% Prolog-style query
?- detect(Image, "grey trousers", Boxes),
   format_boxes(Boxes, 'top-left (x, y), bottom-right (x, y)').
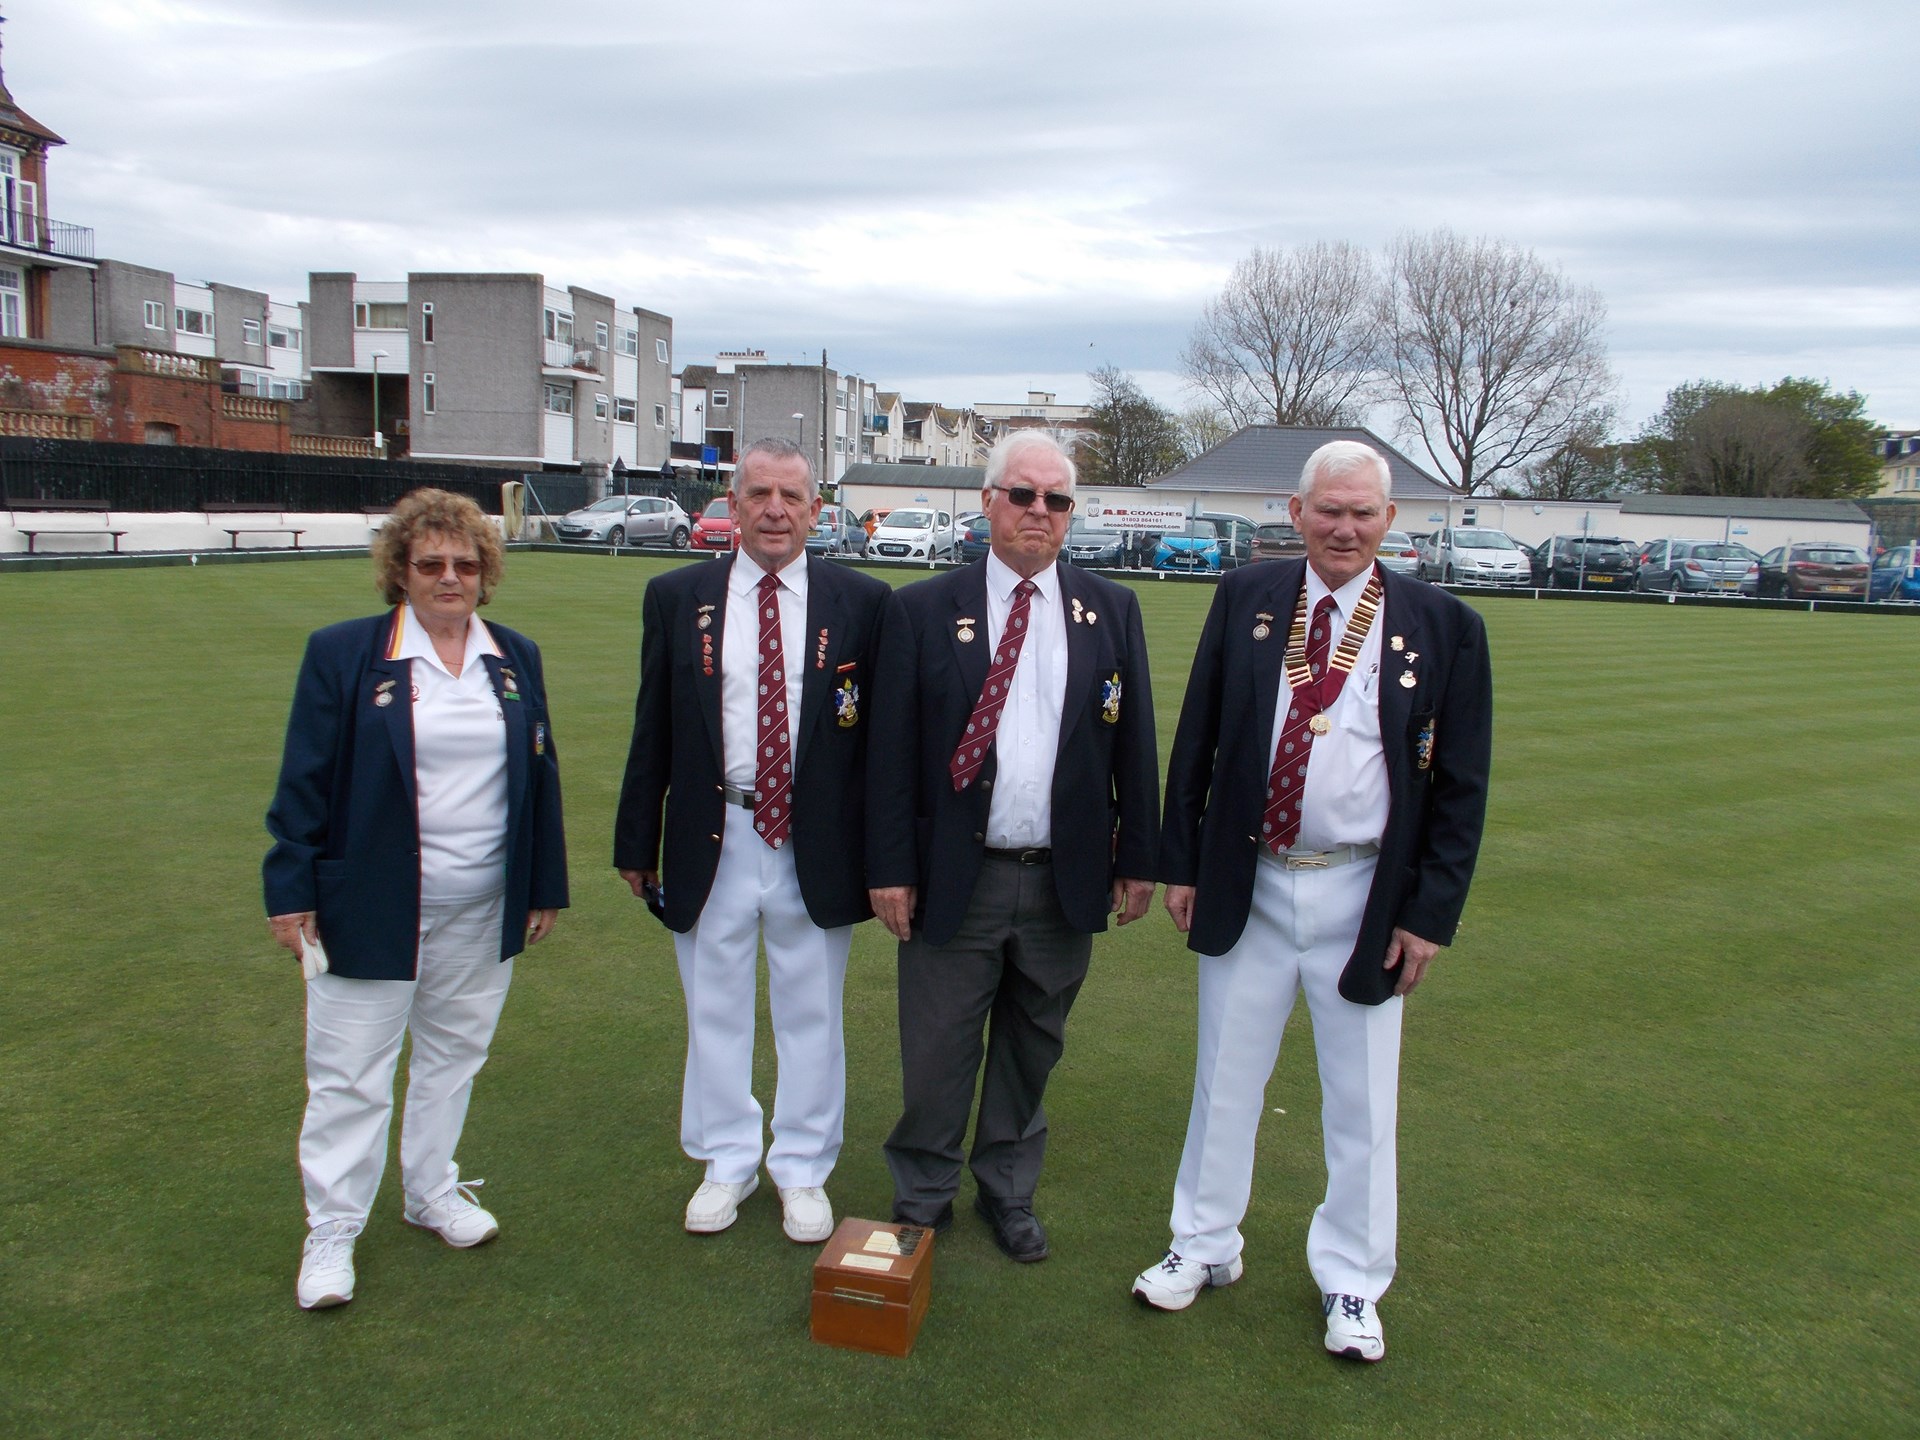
top-left (885, 857), bottom-right (1092, 1219)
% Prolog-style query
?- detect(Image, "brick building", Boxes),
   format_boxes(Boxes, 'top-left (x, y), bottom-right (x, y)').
top-left (0, 337), bottom-right (292, 449)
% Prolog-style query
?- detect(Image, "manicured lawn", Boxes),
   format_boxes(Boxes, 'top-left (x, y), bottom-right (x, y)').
top-left (1, 554), bottom-right (1913, 1438)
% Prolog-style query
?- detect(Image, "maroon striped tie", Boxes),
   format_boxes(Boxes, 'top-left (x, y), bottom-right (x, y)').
top-left (753, 573), bottom-right (794, 848)
top-left (950, 579), bottom-right (1037, 792)
top-left (1262, 595), bottom-right (1337, 853)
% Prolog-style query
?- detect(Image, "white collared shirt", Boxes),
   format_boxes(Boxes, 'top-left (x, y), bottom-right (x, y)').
top-left (722, 551), bottom-right (809, 793)
top-left (396, 603), bottom-right (508, 902)
top-left (1266, 565), bottom-right (1389, 851)
top-left (981, 552), bottom-right (1068, 848)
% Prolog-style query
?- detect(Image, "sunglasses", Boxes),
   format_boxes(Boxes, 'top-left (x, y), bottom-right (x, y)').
top-left (992, 484), bottom-right (1075, 515)
top-left (410, 557), bottom-right (482, 577)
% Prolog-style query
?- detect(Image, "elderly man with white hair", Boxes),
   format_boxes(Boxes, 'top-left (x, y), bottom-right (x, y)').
top-left (866, 428), bottom-right (1160, 1263)
top-left (1130, 439), bottom-right (1493, 1362)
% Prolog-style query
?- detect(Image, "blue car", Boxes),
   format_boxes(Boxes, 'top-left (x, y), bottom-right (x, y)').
top-left (1154, 519), bottom-right (1225, 572)
top-left (1869, 544), bottom-right (1920, 602)
top-left (958, 514), bottom-right (992, 563)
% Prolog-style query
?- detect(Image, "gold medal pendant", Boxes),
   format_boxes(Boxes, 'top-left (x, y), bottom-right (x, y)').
top-left (1308, 714), bottom-right (1332, 735)
top-left (1252, 622), bottom-right (1271, 641)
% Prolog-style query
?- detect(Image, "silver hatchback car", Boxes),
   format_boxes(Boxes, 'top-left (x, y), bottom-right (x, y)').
top-left (553, 493), bottom-right (691, 548)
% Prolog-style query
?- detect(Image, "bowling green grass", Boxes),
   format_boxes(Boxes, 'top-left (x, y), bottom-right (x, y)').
top-left (1, 552), bottom-right (1913, 1439)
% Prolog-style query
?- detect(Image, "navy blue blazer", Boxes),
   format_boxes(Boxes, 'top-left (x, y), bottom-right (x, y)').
top-left (263, 609), bottom-right (569, 981)
top-left (612, 555), bottom-right (891, 933)
top-left (1160, 561), bottom-right (1492, 1004)
top-left (865, 560), bottom-right (1161, 947)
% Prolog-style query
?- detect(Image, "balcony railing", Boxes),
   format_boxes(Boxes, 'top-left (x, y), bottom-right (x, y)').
top-left (0, 214), bottom-right (95, 260)
top-left (291, 433), bottom-right (379, 458)
top-left (117, 347), bottom-right (215, 381)
top-left (222, 394), bottom-right (286, 423)
top-left (0, 408), bottom-right (93, 440)
top-left (543, 338), bottom-right (599, 372)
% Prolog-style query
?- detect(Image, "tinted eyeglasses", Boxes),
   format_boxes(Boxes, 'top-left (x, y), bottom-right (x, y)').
top-left (992, 484), bottom-right (1075, 515)
top-left (410, 557), bottom-right (482, 577)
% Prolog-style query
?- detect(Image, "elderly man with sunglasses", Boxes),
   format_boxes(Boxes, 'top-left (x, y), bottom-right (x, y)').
top-left (866, 430), bottom-right (1159, 1261)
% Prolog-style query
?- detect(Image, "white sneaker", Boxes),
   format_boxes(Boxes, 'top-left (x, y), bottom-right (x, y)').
top-left (297, 1221), bottom-right (359, 1310)
top-left (1131, 1249), bottom-right (1244, 1311)
top-left (1324, 1293), bottom-right (1385, 1362)
top-left (685, 1174), bottom-right (758, 1234)
top-left (405, 1180), bottom-right (500, 1248)
top-left (778, 1186), bottom-right (834, 1243)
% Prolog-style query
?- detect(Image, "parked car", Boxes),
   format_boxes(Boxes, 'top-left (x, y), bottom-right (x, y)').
top-left (958, 513), bottom-right (992, 562)
top-left (1531, 535), bottom-right (1639, 590)
top-left (1754, 542), bottom-right (1871, 599)
top-left (1195, 512), bottom-right (1256, 569)
top-left (1636, 539), bottom-right (1760, 595)
top-left (1377, 529), bottom-right (1420, 577)
top-left (956, 510), bottom-right (986, 536)
top-left (1869, 544), bottom-right (1920, 602)
top-left (868, 506), bottom-right (957, 562)
top-left (552, 493), bottom-right (690, 548)
top-left (690, 497), bottom-right (737, 551)
top-left (1155, 518), bottom-right (1227, 572)
top-left (1418, 526), bottom-right (1530, 586)
top-left (1252, 522), bottom-right (1305, 563)
top-left (805, 502), bottom-right (865, 557)
top-left (1063, 519), bottom-right (1125, 567)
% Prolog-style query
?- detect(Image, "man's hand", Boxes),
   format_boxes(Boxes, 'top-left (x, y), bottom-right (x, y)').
top-left (870, 885), bottom-right (916, 942)
top-left (527, 909), bottom-right (557, 945)
top-left (1384, 927), bottom-right (1442, 996)
top-left (619, 868), bottom-right (658, 899)
top-left (268, 911), bottom-right (317, 958)
top-left (1163, 884), bottom-right (1196, 934)
top-left (1112, 877), bottom-right (1155, 926)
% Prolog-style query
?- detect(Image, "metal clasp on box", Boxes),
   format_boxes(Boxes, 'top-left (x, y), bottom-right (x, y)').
top-left (831, 1288), bottom-right (886, 1308)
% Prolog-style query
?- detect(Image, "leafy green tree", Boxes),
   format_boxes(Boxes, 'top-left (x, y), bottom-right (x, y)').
top-left (1633, 377), bottom-right (1880, 498)
top-left (1080, 365), bottom-right (1188, 487)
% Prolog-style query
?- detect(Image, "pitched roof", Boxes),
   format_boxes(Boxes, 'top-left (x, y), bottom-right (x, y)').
top-left (1145, 425), bottom-right (1453, 500)
top-left (1617, 494), bottom-right (1870, 523)
top-left (839, 463), bottom-right (986, 491)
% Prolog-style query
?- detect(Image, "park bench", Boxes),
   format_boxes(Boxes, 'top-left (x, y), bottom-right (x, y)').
top-left (201, 501), bottom-right (306, 550)
top-left (6, 496), bottom-right (129, 554)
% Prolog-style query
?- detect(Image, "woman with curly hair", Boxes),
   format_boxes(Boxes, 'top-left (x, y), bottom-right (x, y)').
top-left (264, 487), bottom-right (567, 1309)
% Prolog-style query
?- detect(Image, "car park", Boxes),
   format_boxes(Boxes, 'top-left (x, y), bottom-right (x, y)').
top-left (1195, 512), bottom-right (1255, 569)
top-left (1754, 542), bottom-right (1870, 599)
top-left (1155, 518), bottom-right (1227, 572)
top-left (868, 507), bottom-right (957, 562)
top-left (1531, 535), bottom-right (1639, 590)
top-left (552, 493), bottom-right (690, 548)
top-left (690, 497), bottom-right (736, 551)
top-left (805, 502), bottom-right (865, 557)
top-left (1063, 519), bottom-right (1125, 567)
top-left (1869, 545), bottom-right (1920, 602)
top-left (1377, 529), bottom-right (1420, 577)
top-left (1252, 522), bottom-right (1305, 563)
top-left (1635, 539), bottom-right (1760, 595)
top-left (1418, 526), bottom-right (1530, 586)
top-left (958, 513), bottom-right (992, 562)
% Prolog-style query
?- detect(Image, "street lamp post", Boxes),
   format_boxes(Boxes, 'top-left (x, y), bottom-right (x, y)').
top-left (790, 410), bottom-right (805, 447)
top-left (370, 350), bottom-right (390, 458)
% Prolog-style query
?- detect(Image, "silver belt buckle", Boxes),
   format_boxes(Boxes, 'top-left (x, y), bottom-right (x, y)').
top-left (1284, 851), bottom-right (1331, 870)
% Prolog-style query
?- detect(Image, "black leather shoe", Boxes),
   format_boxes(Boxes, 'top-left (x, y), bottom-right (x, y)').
top-left (891, 1201), bottom-right (954, 1235)
top-left (974, 1194), bottom-right (1049, 1263)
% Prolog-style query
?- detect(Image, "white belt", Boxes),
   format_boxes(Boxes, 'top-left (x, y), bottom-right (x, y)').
top-left (720, 784), bottom-right (757, 810)
top-left (1267, 842), bottom-right (1379, 871)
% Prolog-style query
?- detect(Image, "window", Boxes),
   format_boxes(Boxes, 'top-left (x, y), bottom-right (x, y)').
top-left (653, 403), bottom-right (667, 429)
top-left (834, 435), bottom-right (845, 454)
top-left (617, 327), bottom-right (639, 356)
top-left (712, 389), bottom-right (729, 409)
top-left (143, 300), bottom-right (165, 330)
top-left (353, 301), bottom-right (406, 330)
top-left (615, 397), bottom-right (636, 424)
top-left (242, 318), bottom-right (262, 347)
top-left (268, 324), bottom-right (301, 349)
top-left (655, 338), bottom-right (669, 364)
top-left (594, 393), bottom-right (610, 421)
top-left (836, 387), bottom-right (848, 410)
top-left (421, 303), bottom-right (434, 344)
top-left (543, 383), bottom-right (572, 415)
top-left (594, 321), bottom-right (609, 350)
top-left (543, 308), bottom-right (573, 344)
top-left (422, 372), bottom-right (436, 415)
top-left (175, 307), bottom-right (214, 337)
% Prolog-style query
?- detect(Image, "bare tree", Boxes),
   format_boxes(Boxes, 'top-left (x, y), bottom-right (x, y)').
top-left (1181, 241), bottom-right (1381, 429)
top-left (1380, 229), bottom-right (1615, 494)
top-left (1505, 410), bottom-right (1622, 500)
top-left (1080, 365), bottom-right (1188, 487)
top-left (1174, 403), bottom-right (1234, 460)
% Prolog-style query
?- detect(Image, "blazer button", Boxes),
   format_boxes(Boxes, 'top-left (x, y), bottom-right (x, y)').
top-left (709, 834), bottom-right (721, 843)
top-left (973, 832), bottom-right (984, 843)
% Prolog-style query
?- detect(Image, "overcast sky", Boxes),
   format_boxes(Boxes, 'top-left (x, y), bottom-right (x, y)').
top-left (15, 0), bottom-right (1919, 433)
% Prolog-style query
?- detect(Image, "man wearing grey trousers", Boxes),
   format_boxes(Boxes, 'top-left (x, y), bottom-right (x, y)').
top-left (865, 430), bottom-right (1160, 1262)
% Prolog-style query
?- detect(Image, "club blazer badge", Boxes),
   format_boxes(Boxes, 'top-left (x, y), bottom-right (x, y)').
top-left (1100, 671), bottom-right (1122, 725)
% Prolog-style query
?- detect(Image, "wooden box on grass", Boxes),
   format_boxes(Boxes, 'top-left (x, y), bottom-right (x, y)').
top-left (809, 1217), bottom-right (934, 1357)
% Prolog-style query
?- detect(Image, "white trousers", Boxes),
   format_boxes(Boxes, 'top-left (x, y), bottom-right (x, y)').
top-left (1169, 853), bottom-right (1403, 1302)
top-left (300, 894), bottom-right (511, 1229)
top-left (673, 803), bottom-right (850, 1189)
